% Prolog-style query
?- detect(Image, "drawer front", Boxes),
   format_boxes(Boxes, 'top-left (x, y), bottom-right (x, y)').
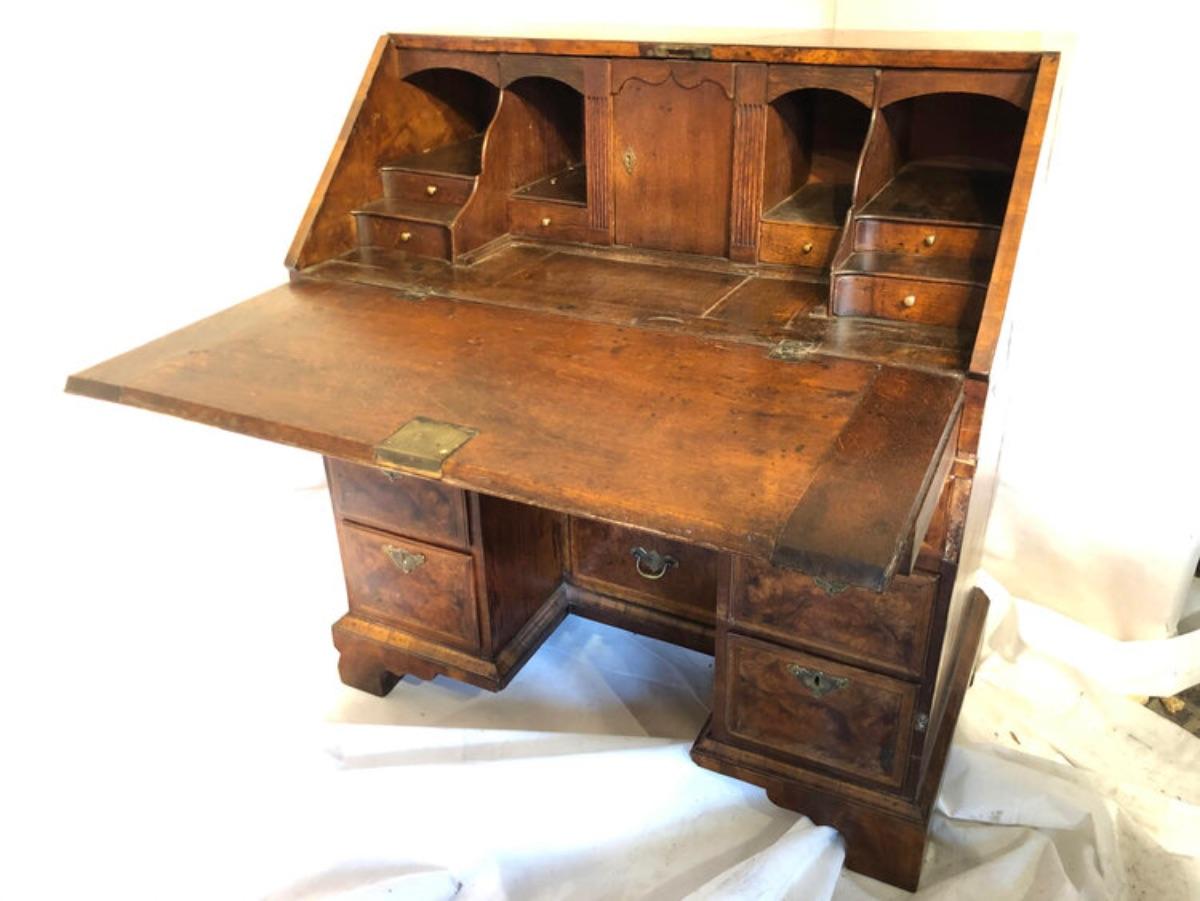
top-left (327, 459), bottom-right (470, 549)
top-left (354, 214), bottom-right (451, 259)
top-left (382, 170), bottom-right (474, 206)
top-left (721, 634), bottom-right (916, 786)
top-left (508, 198), bottom-right (590, 243)
top-left (729, 558), bottom-right (936, 679)
top-left (569, 518), bottom-right (718, 623)
top-left (832, 274), bottom-right (984, 329)
top-left (758, 221), bottom-right (839, 267)
top-left (339, 522), bottom-right (479, 649)
top-left (853, 219), bottom-right (999, 260)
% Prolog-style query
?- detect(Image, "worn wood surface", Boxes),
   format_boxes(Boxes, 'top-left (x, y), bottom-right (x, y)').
top-left (68, 278), bottom-right (963, 584)
top-left (728, 557), bottom-right (936, 679)
top-left (326, 458), bottom-right (470, 549)
top-left (719, 634), bottom-right (917, 787)
top-left (568, 517), bottom-right (720, 625)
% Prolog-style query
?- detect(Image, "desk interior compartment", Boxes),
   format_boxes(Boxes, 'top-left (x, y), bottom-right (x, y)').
top-left (759, 87), bottom-right (871, 268)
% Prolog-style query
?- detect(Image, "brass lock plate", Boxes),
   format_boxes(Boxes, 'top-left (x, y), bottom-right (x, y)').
top-left (374, 417), bottom-right (477, 476)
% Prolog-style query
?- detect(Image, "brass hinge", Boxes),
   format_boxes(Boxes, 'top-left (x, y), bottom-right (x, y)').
top-left (768, 339), bottom-right (817, 362)
top-left (641, 43), bottom-right (712, 60)
top-left (374, 417), bottom-right (477, 476)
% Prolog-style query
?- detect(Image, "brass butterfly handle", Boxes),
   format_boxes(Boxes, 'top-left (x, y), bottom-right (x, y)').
top-left (631, 546), bottom-right (677, 580)
top-left (384, 545), bottom-right (426, 574)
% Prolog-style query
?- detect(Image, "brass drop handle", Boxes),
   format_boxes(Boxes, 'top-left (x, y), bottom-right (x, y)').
top-left (902, 294), bottom-right (917, 308)
top-left (400, 231), bottom-right (413, 243)
top-left (631, 546), bottom-right (677, 580)
top-left (426, 184), bottom-right (439, 197)
top-left (801, 241), bottom-right (814, 255)
top-left (384, 545), bottom-right (426, 574)
top-left (923, 233), bottom-right (936, 247)
top-left (787, 664), bottom-right (849, 698)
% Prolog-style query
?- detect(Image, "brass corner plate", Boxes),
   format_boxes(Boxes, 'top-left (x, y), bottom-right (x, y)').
top-left (374, 417), bottom-right (478, 476)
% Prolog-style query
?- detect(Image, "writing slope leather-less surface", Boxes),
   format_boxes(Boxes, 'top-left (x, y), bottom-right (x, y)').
top-left (66, 277), bottom-right (961, 590)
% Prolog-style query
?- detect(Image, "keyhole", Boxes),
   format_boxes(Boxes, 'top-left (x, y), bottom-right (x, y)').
top-left (622, 147), bottom-right (636, 175)
top-left (812, 674), bottom-right (822, 688)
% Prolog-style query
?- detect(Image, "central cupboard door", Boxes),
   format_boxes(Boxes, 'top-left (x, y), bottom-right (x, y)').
top-left (612, 60), bottom-right (735, 257)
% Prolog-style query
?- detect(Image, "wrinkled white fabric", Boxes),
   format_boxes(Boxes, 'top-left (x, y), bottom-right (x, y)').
top-left (213, 598), bottom-right (1198, 901)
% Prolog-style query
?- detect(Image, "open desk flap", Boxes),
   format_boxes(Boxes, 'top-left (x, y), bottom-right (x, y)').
top-left (66, 279), bottom-right (962, 591)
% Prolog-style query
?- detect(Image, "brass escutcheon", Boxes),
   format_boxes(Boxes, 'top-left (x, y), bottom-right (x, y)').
top-left (787, 664), bottom-right (849, 698)
top-left (622, 147), bottom-right (636, 175)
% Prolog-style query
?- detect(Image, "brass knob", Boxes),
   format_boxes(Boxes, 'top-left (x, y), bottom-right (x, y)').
top-left (400, 231), bottom-right (412, 242)
top-left (426, 185), bottom-right (438, 197)
top-left (801, 241), bottom-right (814, 254)
top-left (540, 217), bottom-right (552, 227)
top-left (902, 294), bottom-right (917, 308)
top-left (923, 233), bottom-right (936, 247)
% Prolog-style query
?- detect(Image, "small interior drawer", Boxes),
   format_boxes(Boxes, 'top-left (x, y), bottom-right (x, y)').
top-left (338, 521), bottom-right (480, 650)
top-left (508, 197), bottom-right (590, 242)
top-left (853, 218), bottom-right (999, 260)
top-left (758, 221), bottom-right (839, 267)
top-left (382, 170), bottom-right (474, 206)
top-left (832, 274), bottom-right (984, 329)
top-left (354, 215), bottom-right (451, 259)
top-left (569, 518), bottom-right (718, 624)
top-left (729, 558), bottom-right (936, 679)
top-left (326, 458), bottom-right (470, 550)
top-left (720, 634), bottom-right (917, 787)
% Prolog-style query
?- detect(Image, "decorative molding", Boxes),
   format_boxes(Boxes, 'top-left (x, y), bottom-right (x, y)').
top-left (586, 94), bottom-right (614, 232)
top-left (730, 102), bottom-right (766, 251)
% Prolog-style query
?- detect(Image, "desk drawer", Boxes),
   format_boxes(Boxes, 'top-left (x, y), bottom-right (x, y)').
top-left (832, 274), bottom-right (983, 329)
top-left (327, 459), bottom-right (470, 550)
top-left (508, 198), bottom-right (590, 243)
top-left (758, 221), bottom-right (839, 268)
top-left (729, 559), bottom-right (936, 679)
top-left (569, 518), bottom-right (718, 623)
top-left (338, 522), bottom-right (480, 650)
top-left (720, 634), bottom-right (916, 787)
top-left (853, 219), bottom-right (999, 260)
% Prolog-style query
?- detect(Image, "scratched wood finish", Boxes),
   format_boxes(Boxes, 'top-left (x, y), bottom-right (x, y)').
top-left (568, 517), bottom-right (720, 625)
top-left (337, 521), bottom-right (480, 650)
top-left (728, 557), bottom-right (937, 679)
top-left (326, 458), bottom-right (470, 549)
top-left (719, 634), bottom-right (917, 787)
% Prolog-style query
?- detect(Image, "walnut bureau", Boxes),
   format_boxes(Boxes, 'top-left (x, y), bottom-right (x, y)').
top-left (66, 33), bottom-right (1058, 891)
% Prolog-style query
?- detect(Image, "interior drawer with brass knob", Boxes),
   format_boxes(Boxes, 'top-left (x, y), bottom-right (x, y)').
top-left (832, 274), bottom-right (984, 329)
top-left (326, 458), bottom-right (470, 550)
top-left (380, 169), bottom-right (475, 206)
top-left (715, 634), bottom-right (917, 787)
top-left (507, 197), bottom-right (590, 243)
top-left (337, 520), bottom-right (480, 650)
top-left (568, 517), bottom-right (719, 624)
top-left (758, 221), bottom-right (839, 267)
top-left (728, 557), bottom-right (937, 680)
top-left (853, 218), bottom-right (1000, 260)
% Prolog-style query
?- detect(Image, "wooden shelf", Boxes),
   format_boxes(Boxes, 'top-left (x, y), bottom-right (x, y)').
top-left (384, 134), bottom-right (485, 178)
top-left (859, 159), bottom-right (1012, 227)
top-left (513, 165), bottom-right (587, 206)
top-left (763, 182), bottom-right (852, 228)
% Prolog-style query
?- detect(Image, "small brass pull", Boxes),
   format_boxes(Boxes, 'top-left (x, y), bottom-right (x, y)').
top-left (923, 233), bottom-right (936, 247)
top-left (622, 147), bottom-right (636, 176)
top-left (801, 241), bottom-right (814, 254)
top-left (540, 216), bottom-right (552, 227)
top-left (631, 546), bottom-right (677, 580)
top-left (787, 664), bottom-right (849, 698)
top-left (400, 231), bottom-right (413, 243)
top-left (902, 294), bottom-right (917, 308)
top-left (426, 185), bottom-right (439, 197)
top-left (384, 545), bottom-right (426, 574)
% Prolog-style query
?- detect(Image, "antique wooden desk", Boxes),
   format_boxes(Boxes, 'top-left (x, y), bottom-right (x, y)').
top-left (66, 33), bottom-right (1057, 890)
